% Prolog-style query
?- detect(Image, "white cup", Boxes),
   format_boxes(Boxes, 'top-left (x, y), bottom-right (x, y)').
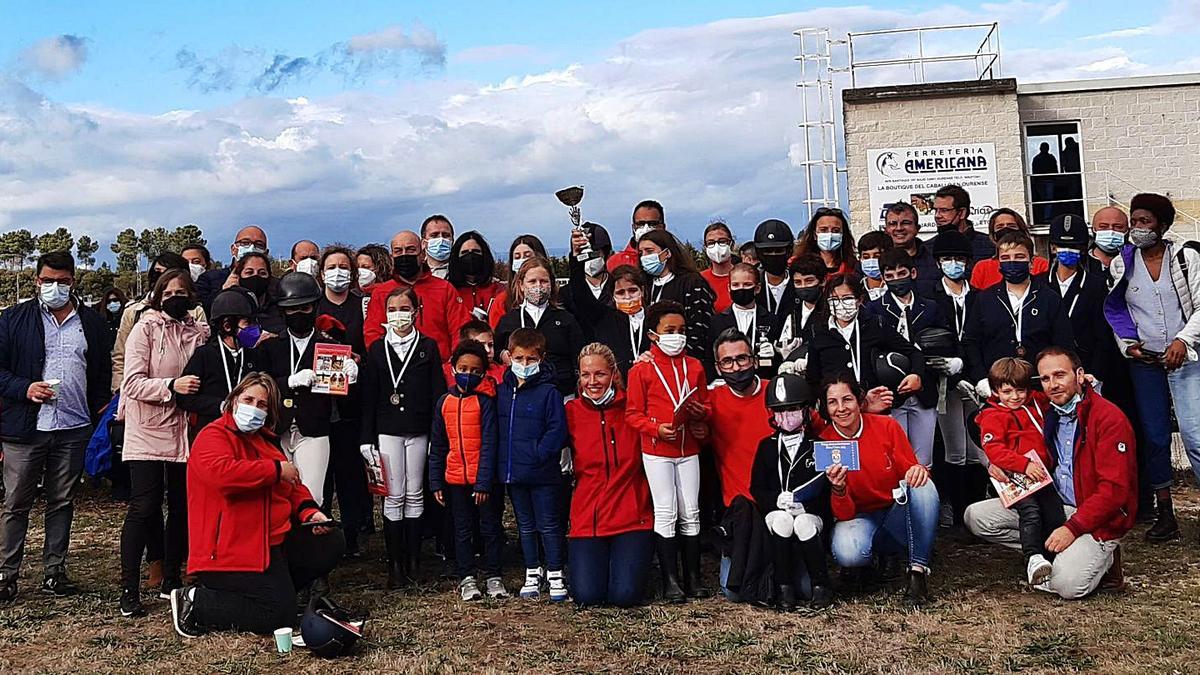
top-left (46, 379), bottom-right (62, 399)
top-left (273, 627), bottom-right (292, 653)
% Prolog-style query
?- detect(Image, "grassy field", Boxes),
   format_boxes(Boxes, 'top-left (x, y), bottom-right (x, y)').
top-left (2, 486), bottom-right (1199, 674)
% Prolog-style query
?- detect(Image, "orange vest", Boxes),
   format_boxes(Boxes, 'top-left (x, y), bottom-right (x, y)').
top-left (442, 394), bottom-right (484, 486)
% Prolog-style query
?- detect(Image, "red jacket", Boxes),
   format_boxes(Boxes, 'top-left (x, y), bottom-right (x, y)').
top-left (606, 244), bottom-right (640, 273)
top-left (488, 288), bottom-right (508, 328)
top-left (706, 379), bottom-right (772, 506)
top-left (970, 256), bottom-right (1050, 290)
top-left (700, 268), bottom-right (732, 314)
top-left (822, 414), bottom-right (920, 521)
top-left (1050, 388), bottom-right (1138, 542)
top-left (566, 391), bottom-right (653, 538)
top-left (977, 390), bottom-right (1050, 473)
top-left (455, 280), bottom-right (506, 323)
top-left (626, 345), bottom-right (709, 457)
top-left (186, 412), bottom-right (320, 574)
top-left (364, 272), bottom-right (472, 360)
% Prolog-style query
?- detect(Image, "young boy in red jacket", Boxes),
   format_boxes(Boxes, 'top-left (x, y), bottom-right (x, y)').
top-left (977, 357), bottom-right (1064, 586)
top-left (429, 339), bottom-right (504, 602)
top-left (626, 300), bottom-right (710, 602)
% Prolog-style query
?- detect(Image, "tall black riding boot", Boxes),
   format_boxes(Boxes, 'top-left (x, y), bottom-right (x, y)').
top-left (404, 518), bottom-right (423, 582)
top-left (383, 519), bottom-right (405, 589)
top-left (680, 534), bottom-right (711, 598)
top-left (797, 536), bottom-right (834, 608)
top-left (655, 535), bottom-right (686, 603)
top-left (1146, 488), bottom-right (1181, 542)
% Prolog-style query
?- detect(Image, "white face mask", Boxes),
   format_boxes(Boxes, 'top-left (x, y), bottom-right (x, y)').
top-left (831, 298), bottom-right (859, 323)
top-left (425, 236), bottom-right (453, 262)
top-left (295, 258), bottom-right (319, 276)
top-left (387, 309), bottom-right (415, 333)
top-left (358, 268), bottom-right (376, 287)
top-left (233, 403), bottom-right (267, 433)
top-left (40, 281), bottom-right (72, 310)
top-left (323, 268), bottom-right (351, 293)
top-left (511, 257), bottom-right (526, 274)
top-left (583, 256), bottom-right (606, 278)
top-left (655, 332), bottom-right (687, 356)
top-left (236, 244), bottom-right (265, 261)
top-left (705, 243), bottom-right (732, 264)
top-left (188, 262), bottom-right (205, 282)
top-left (586, 386), bottom-right (616, 406)
top-left (634, 224), bottom-right (654, 241)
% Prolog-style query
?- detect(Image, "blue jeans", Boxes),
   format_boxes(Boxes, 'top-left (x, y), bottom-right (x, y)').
top-left (1167, 359), bottom-right (1200, 483)
top-left (508, 483), bottom-right (565, 571)
top-left (1129, 361), bottom-right (1176, 489)
top-left (568, 530), bottom-right (653, 607)
top-left (831, 481), bottom-right (939, 571)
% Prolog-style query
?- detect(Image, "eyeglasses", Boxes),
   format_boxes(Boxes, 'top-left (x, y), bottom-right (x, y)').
top-left (717, 354), bottom-right (755, 370)
top-left (234, 238), bottom-right (267, 248)
top-left (934, 207), bottom-right (960, 215)
top-left (634, 220), bottom-right (663, 228)
top-left (706, 238), bottom-right (733, 247)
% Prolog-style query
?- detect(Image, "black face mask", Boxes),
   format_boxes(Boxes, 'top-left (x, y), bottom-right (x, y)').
top-left (730, 287), bottom-right (756, 308)
top-left (723, 366), bottom-right (757, 393)
top-left (886, 278), bottom-right (915, 297)
top-left (393, 254), bottom-right (420, 280)
top-left (240, 275), bottom-right (269, 298)
top-left (162, 296), bottom-right (193, 321)
top-left (460, 250), bottom-right (485, 277)
top-left (794, 285), bottom-right (821, 305)
top-left (760, 252), bottom-right (788, 276)
top-left (285, 309), bottom-right (315, 335)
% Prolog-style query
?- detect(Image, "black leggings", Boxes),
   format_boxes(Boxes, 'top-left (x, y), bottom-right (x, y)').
top-left (120, 461), bottom-right (186, 591)
top-left (193, 526), bottom-right (346, 634)
top-left (1015, 487), bottom-right (1067, 559)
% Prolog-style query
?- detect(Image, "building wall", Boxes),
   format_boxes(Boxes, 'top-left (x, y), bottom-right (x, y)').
top-left (1018, 83), bottom-right (1200, 240)
top-left (843, 88), bottom-right (1026, 232)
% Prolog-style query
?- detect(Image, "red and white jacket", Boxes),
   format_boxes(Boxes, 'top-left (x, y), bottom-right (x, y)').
top-left (625, 345), bottom-right (709, 458)
top-left (977, 390), bottom-right (1051, 473)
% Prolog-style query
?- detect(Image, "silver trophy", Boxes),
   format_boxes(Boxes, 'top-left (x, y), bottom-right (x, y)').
top-left (556, 186), bottom-right (590, 261)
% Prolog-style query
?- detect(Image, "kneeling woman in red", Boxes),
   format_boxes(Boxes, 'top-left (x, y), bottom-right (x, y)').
top-left (566, 343), bottom-right (654, 607)
top-left (170, 373), bottom-right (342, 638)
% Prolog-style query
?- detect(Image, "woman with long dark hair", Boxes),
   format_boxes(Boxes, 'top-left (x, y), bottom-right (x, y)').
top-left (637, 229), bottom-right (716, 362)
top-left (487, 235), bottom-right (549, 326)
top-left (794, 207), bottom-right (857, 279)
top-left (447, 231), bottom-right (505, 323)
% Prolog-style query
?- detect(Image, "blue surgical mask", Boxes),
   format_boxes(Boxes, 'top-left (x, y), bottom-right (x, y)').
top-left (106, 300), bottom-right (122, 314)
top-left (1056, 249), bottom-right (1082, 268)
top-left (237, 324), bottom-right (262, 349)
top-left (39, 282), bottom-right (71, 310)
top-left (861, 258), bottom-right (881, 279)
top-left (1051, 393), bottom-right (1082, 416)
top-left (426, 237), bottom-right (452, 262)
top-left (940, 260), bottom-right (966, 280)
top-left (455, 372), bottom-right (483, 392)
top-left (1094, 230), bottom-right (1125, 253)
top-left (511, 360), bottom-right (541, 379)
top-left (233, 403), bottom-right (268, 433)
top-left (816, 232), bottom-right (842, 252)
top-left (640, 252), bottom-right (666, 277)
top-left (236, 244), bottom-right (264, 261)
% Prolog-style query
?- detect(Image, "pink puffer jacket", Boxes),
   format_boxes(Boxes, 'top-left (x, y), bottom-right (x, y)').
top-left (118, 310), bottom-right (210, 462)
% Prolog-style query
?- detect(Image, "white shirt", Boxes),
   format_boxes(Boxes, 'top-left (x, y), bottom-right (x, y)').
top-left (629, 309), bottom-right (644, 334)
top-left (652, 271), bottom-right (675, 287)
top-left (1006, 284), bottom-right (1029, 343)
top-left (385, 327), bottom-right (418, 358)
top-left (587, 277), bottom-right (606, 300)
top-left (781, 432), bottom-right (805, 460)
top-left (289, 331), bottom-right (313, 374)
top-left (732, 304), bottom-right (756, 336)
top-left (1056, 271), bottom-right (1076, 297)
top-left (765, 277), bottom-right (787, 311)
top-left (522, 301), bottom-right (547, 327)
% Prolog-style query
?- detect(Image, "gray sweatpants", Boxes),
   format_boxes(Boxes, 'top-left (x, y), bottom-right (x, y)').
top-left (1, 426), bottom-right (91, 580)
top-left (963, 497), bottom-right (1117, 600)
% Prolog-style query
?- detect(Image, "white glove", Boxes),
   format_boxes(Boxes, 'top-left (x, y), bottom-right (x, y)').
top-left (359, 443), bottom-right (377, 463)
top-left (288, 369), bottom-right (315, 389)
top-left (341, 359), bottom-right (359, 384)
top-left (471, 306), bottom-right (489, 321)
top-left (945, 357), bottom-right (963, 376)
top-left (559, 447), bottom-right (573, 475)
top-left (757, 341), bottom-right (775, 360)
top-left (777, 337), bottom-right (802, 359)
top-left (785, 500), bottom-right (806, 517)
top-left (975, 378), bottom-right (992, 399)
top-left (776, 491), bottom-right (793, 511)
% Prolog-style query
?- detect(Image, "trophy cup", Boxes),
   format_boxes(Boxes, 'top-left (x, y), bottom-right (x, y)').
top-left (556, 186), bottom-right (590, 261)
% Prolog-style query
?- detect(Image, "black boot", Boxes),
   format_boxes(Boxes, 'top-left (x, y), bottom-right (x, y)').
top-left (776, 584), bottom-right (797, 612)
top-left (1146, 489), bottom-right (1181, 542)
top-left (904, 568), bottom-right (929, 607)
top-left (655, 535), bottom-right (686, 603)
top-left (679, 535), bottom-right (711, 599)
top-left (797, 536), bottom-right (834, 609)
top-left (404, 518), bottom-right (423, 582)
top-left (383, 519), bottom-right (405, 589)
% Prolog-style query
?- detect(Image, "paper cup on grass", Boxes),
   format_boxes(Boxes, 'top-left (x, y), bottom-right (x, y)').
top-left (274, 627), bottom-right (293, 653)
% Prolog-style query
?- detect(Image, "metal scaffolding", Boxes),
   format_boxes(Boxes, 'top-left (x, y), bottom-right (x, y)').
top-left (794, 27), bottom-right (846, 226)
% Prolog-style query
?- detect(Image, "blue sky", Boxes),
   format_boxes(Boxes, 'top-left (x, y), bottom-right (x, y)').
top-left (1, 1), bottom-right (1197, 263)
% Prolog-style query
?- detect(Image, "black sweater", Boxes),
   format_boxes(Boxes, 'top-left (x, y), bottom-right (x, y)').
top-left (256, 330), bottom-right (338, 438)
top-left (749, 433), bottom-right (830, 519)
top-left (647, 271), bottom-right (716, 362)
top-left (358, 334), bottom-right (446, 443)
top-left (178, 341), bottom-right (260, 431)
top-left (495, 305), bottom-right (585, 396)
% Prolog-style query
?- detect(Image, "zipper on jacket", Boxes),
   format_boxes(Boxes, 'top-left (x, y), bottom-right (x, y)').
top-left (506, 389), bottom-right (517, 483)
top-left (595, 409), bottom-right (610, 538)
top-left (210, 513), bottom-right (223, 560)
top-left (456, 396), bottom-right (469, 485)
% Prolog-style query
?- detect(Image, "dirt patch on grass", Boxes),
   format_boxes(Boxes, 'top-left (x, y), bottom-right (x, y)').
top-left (2, 487), bottom-right (1200, 673)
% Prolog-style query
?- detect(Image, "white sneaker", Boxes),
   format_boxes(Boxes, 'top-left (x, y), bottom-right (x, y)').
top-left (547, 570), bottom-right (568, 602)
top-left (519, 567), bottom-right (543, 599)
top-left (459, 576), bottom-right (482, 601)
top-left (485, 576), bottom-right (509, 599)
top-left (1026, 554), bottom-right (1053, 586)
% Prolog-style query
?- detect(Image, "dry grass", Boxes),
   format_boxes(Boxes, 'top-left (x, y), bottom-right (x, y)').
top-left (2, 487), bottom-right (1200, 674)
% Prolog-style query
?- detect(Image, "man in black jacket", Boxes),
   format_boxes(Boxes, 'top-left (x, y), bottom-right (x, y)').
top-left (195, 225), bottom-right (280, 313)
top-left (0, 252), bottom-right (111, 603)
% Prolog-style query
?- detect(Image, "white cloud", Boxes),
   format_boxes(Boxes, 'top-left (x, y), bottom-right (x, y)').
top-left (18, 34), bottom-right (88, 81)
top-left (1039, 1), bottom-right (1069, 23)
top-left (0, 3), bottom-right (1183, 253)
top-left (452, 44), bottom-right (540, 65)
top-left (1082, 0), bottom-right (1200, 40)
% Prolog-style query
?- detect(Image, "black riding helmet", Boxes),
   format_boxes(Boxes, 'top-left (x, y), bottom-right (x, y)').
top-left (277, 271), bottom-right (322, 308)
top-left (209, 287), bottom-right (258, 321)
top-left (766, 372), bottom-right (816, 410)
